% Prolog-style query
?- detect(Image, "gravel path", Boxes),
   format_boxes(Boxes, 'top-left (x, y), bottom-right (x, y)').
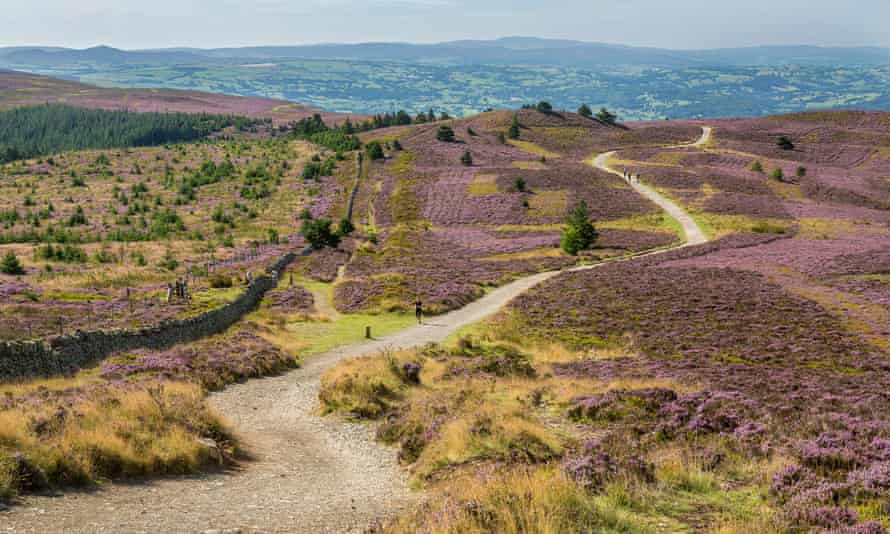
top-left (592, 127), bottom-right (711, 247)
top-left (2, 129), bottom-right (710, 533)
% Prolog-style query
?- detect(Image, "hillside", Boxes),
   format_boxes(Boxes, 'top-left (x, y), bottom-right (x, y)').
top-left (4, 42), bottom-right (890, 119)
top-left (0, 70), bottom-right (354, 125)
top-left (1, 105), bottom-right (889, 532)
top-left (6, 39), bottom-right (890, 68)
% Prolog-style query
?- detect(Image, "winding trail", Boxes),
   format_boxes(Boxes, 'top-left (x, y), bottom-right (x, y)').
top-left (4, 129), bottom-right (711, 533)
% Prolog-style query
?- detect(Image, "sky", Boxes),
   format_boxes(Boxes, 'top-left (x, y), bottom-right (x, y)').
top-left (3, 0), bottom-right (889, 50)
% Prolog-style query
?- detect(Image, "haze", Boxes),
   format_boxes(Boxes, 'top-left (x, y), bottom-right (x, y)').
top-left (3, 0), bottom-right (890, 50)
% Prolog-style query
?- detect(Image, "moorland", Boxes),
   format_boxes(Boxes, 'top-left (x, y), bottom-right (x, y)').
top-left (0, 70), bottom-right (888, 532)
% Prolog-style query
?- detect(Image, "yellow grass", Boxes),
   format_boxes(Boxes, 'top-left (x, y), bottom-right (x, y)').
top-left (508, 139), bottom-right (562, 159)
top-left (528, 190), bottom-right (569, 217)
top-left (0, 381), bottom-right (233, 497)
top-left (386, 465), bottom-right (647, 534)
top-left (466, 173), bottom-right (499, 195)
top-left (480, 247), bottom-right (566, 262)
top-left (512, 160), bottom-right (548, 170)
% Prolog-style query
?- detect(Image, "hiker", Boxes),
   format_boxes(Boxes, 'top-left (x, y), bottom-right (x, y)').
top-left (415, 297), bottom-right (423, 325)
top-left (165, 283), bottom-right (173, 303)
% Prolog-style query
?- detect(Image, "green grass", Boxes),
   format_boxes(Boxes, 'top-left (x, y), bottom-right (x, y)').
top-left (268, 276), bottom-right (417, 356)
top-left (287, 311), bottom-right (415, 356)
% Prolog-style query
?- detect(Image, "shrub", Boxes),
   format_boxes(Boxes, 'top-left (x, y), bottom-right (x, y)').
top-left (300, 217), bottom-right (340, 249)
top-left (578, 104), bottom-right (593, 118)
top-left (66, 206), bottom-right (88, 227)
top-left (751, 160), bottom-right (764, 173)
top-left (797, 166), bottom-right (807, 178)
top-left (508, 115), bottom-right (521, 140)
top-left (1, 251), bottom-right (25, 275)
top-left (596, 107), bottom-right (617, 125)
top-left (337, 217), bottom-right (355, 237)
top-left (777, 136), bottom-right (795, 150)
top-left (158, 249), bottom-right (179, 271)
top-left (365, 140), bottom-right (385, 160)
top-left (515, 176), bottom-right (526, 192)
top-left (536, 101), bottom-right (553, 114)
top-left (436, 125), bottom-right (456, 143)
top-left (461, 150), bottom-right (474, 166)
top-left (771, 167), bottom-right (785, 182)
top-left (208, 273), bottom-right (233, 289)
top-left (267, 228), bottom-right (279, 245)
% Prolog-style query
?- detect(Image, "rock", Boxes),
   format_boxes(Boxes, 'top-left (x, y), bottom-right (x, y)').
top-left (195, 438), bottom-right (224, 466)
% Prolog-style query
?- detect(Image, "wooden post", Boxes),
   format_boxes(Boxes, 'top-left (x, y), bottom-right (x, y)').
top-left (365, 326), bottom-right (372, 339)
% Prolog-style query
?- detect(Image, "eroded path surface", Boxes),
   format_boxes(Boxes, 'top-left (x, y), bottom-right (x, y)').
top-left (3, 129), bottom-right (710, 534)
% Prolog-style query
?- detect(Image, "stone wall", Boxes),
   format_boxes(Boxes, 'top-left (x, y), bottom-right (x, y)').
top-left (0, 250), bottom-right (303, 381)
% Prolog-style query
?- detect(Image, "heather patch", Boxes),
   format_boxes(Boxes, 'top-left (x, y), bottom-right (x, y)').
top-left (702, 192), bottom-right (791, 218)
top-left (509, 263), bottom-right (864, 364)
top-left (100, 329), bottom-right (297, 390)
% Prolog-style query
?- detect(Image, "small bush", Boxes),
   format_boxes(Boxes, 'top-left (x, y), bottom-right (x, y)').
top-left (208, 273), bottom-right (233, 289)
top-left (1, 251), bottom-right (25, 275)
top-left (461, 150), bottom-right (474, 166)
top-left (436, 125), bottom-right (456, 143)
top-left (777, 136), bottom-right (795, 150)
top-left (365, 141), bottom-right (385, 160)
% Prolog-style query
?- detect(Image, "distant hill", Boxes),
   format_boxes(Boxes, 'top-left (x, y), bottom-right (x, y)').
top-left (3, 39), bottom-right (890, 69)
top-left (0, 70), bottom-right (357, 125)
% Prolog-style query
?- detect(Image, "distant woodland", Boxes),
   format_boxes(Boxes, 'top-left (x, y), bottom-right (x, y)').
top-left (0, 104), bottom-right (261, 163)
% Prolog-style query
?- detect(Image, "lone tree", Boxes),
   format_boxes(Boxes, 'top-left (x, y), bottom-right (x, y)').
top-left (514, 176), bottom-right (526, 192)
top-left (508, 114), bottom-right (521, 140)
top-left (777, 136), bottom-right (795, 150)
top-left (1, 251), bottom-right (25, 275)
top-left (596, 107), bottom-right (618, 125)
top-left (300, 217), bottom-right (341, 250)
top-left (561, 200), bottom-right (599, 256)
top-left (436, 125), bottom-right (456, 143)
top-left (578, 104), bottom-right (593, 118)
top-left (365, 141), bottom-right (385, 160)
top-left (461, 150), bottom-right (474, 166)
top-left (536, 101), bottom-right (553, 114)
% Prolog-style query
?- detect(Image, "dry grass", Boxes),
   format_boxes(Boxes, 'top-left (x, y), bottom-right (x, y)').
top-left (512, 160), bottom-right (548, 170)
top-left (466, 173), bottom-right (499, 195)
top-left (385, 465), bottom-right (647, 534)
top-left (0, 381), bottom-right (233, 498)
top-left (319, 351), bottom-right (411, 419)
top-left (481, 247), bottom-right (566, 262)
top-left (508, 140), bottom-right (562, 159)
top-left (527, 190), bottom-right (569, 218)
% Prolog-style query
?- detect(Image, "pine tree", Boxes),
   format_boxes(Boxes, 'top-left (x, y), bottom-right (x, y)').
top-left (595, 107), bottom-right (617, 125)
top-left (561, 200), bottom-right (598, 256)
top-left (0, 251), bottom-right (25, 275)
top-left (508, 114), bottom-right (521, 140)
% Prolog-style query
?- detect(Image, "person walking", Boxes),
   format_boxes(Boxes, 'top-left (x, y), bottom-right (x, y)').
top-left (415, 297), bottom-right (423, 325)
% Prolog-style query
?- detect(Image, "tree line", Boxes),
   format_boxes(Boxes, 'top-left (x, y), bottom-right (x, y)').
top-left (0, 104), bottom-right (262, 164)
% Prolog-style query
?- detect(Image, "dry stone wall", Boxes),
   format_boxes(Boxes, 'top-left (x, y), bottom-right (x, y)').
top-left (0, 250), bottom-right (303, 381)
